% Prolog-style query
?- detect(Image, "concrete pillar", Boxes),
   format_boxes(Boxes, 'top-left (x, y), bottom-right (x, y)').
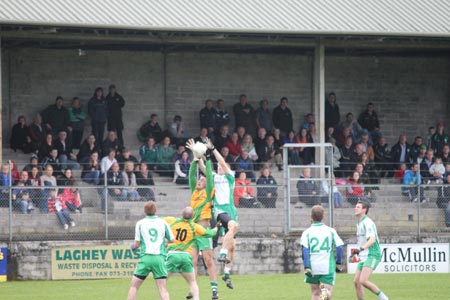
top-left (313, 42), bottom-right (325, 177)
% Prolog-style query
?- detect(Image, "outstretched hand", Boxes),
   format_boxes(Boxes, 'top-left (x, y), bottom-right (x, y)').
top-left (204, 137), bottom-right (215, 150)
top-left (185, 138), bottom-right (195, 151)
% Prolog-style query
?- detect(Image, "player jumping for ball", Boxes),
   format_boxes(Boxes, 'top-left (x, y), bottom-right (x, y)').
top-left (352, 200), bottom-right (389, 300)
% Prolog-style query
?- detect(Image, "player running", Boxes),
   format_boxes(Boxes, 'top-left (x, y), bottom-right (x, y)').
top-left (301, 205), bottom-right (344, 300)
top-left (164, 207), bottom-right (220, 300)
top-left (352, 200), bottom-right (389, 300)
top-left (184, 146), bottom-right (220, 300)
top-left (127, 201), bottom-right (174, 300)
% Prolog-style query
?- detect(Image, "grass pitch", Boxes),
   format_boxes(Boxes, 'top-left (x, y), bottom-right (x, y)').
top-left (1, 273), bottom-right (448, 300)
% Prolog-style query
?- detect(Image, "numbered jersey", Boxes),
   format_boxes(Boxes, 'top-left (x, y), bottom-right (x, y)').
top-left (357, 215), bottom-right (381, 260)
top-left (300, 222), bottom-right (344, 275)
top-left (134, 216), bottom-right (174, 256)
top-left (164, 217), bottom-right (216, 254)
top-left (212, 172), bottom-right (237, 220)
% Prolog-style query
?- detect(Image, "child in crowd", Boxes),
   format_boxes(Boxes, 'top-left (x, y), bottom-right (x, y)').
top-left (47, 189), bottom-right (75, 230)
top-left (394, 163), bottom-right (407, 183)
top-left (429, 157), bottom-right (445, 184)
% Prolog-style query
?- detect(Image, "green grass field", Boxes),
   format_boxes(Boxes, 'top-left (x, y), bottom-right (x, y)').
top-left (1, 273), bottom-right (448, 300)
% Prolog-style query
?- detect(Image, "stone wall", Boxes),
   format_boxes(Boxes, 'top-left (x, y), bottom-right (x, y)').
top-left (2, 48), bottom-right (449, 152)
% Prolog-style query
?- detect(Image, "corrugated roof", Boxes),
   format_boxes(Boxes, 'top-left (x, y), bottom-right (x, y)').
top-left (1, 0), bottom-right (450, 37)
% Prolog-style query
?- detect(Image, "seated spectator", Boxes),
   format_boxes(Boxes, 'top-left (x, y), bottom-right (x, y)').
top-left (420, 149), bottom-right (435, 182)
top-left (173, 151), bottom-right (191, 184)
top-left (358, 102), bottom-right (381, 143)
top-left (0, 163), bottom-right (13, 208)
top-left (29, 165), bottom-right (42, 187)
top-left (416, 145), bottom-right (427, 164)
top-left (325, 126), bottom-right (336, 143)
top-left (429, 157), bottom-right (445, 184)
top-left (360, 152), bottom-right (378, 185)
top-left (135, 162), bottom-right (155, 200)
top-left (346, 171), bottom-right (368, 205)
top-left (256, 167), bottom-right (278, 208)
top-left (441, 145), bottom-right (450, 164)
top-left (431, 122), bottom-right (449, 156)
top-left (225, 132), bottom-right (242, 161)
top-left (156, 136), bottom-right (175, 176)
top-left (233, 171), bottom-right (255, 208)
top-left (236, 126), bottom-right (246, 143)
top-left (40, 165), bottom-right (57, 213)
top-left (296, 128), bottom-right (314, 165)
top-left (42, 148), bottom-right (63, 177)
top-left (255, 127), bottom-right (267, 157)
top-left (168, 115), bottom-right (186, 146)
top-left (359, 132), bottom-right (375, 161)
top-left (47, 188), bottom-right (75, 230)
top-left (12, 171), bottom-right (34, 214)
top-left (300, 113), bottom-right (315, 131)
top-left (403, 163), bottom-right (426, 203)
top-left (117, 148), bottom-right (139, 171)
top-left (296, 167), bottom-right (320, 206)
top-left (102, 130), bottom-right (123, 157)
top-left (58, 168), bottom-right (82, 213)
top-left (340, 112), bottom-right (363, 142)
top-left (10, 115), bottom-right (32, 153)
top-left (241, 134), bottom-right (258, 161)
top-left (255, 99), bottom-right (273, 133)
top-left (214, 98), bottom-right (230, 133)
top-left (213, 146), bottom-right (235, 171)
top-left (194, 127), bottom-right (209, 144)
top-left (38, 133), bottom-right (55, 162)
top-left (394, 163), bottom-right (407, 183)
top-left (321, 176), bottom-right (344, 208)
top-left (284, 130), bottom-right (301, 165)
top-left (122, 161), bottom-right (140, 201)
top-left (100, 148), bottom-right (118, 175)
top-left (10, 161), bottom-right (20, 182)
top-left (339, 136), bottom-right (356, 177)
top-left (140, 137), bottom-right (158, 171)
top-left (335, 126), bottom-right (352, 148)
top-left (234, 150), bottom-right (255, 181)
top-left (259, 135), bottom-right (283, 171)
top-left (437, 173), bottom-right (450, 227)
top-left (308, 123), bottom-right (317, 143)
top-left (69, 97), bottom-right (87, 149)
top-left (373, 136), bottom-right (392, 177)
top-left (82, 152), bottom-right (101, 185)
top-left (29, 113), bottom-right (46, 153)
top-left (272, 128), bottom-right (284, 151)
top-left (215, 125), bottom-right (230, 152)
top-left (78, 134), bottom-right (100, 162)
top-left (325, 138), bottom-right (341, 176)
top-left (55, 130), bottom-right (80, 171)
top-left (23, 155), bottom-right (43, 175)
top-left (138, 113), bottom-right (163, 143)
top-left (102, 162), bottom-right (125, 209)
top-left (199, 99), bottom-right (217, 138)
top-left (171, 144), bottom-right (187, 164)
top-left (41, 96), bottom-right (71, 136)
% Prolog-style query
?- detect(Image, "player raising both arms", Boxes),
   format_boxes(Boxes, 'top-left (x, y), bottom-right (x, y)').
top-left (301, 205), bottom-right (344, 300)
top-left (352, 200), bottom-right (389, 300)
top-left (164, 207), bottom-right (220, 300)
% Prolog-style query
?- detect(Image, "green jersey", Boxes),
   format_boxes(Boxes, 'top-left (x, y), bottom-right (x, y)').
top-left (357, 215), bottom-right (381, 260)
top-left (212, 171), bottom-right (237, 221)
top-left (134, 216), bottom-right (174, 256)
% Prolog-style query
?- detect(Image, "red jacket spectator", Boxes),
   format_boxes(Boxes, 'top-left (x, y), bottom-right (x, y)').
top-left (48, 195), bottom-right (68, 213)
top-left (226, 133), bottom-right (242, 158)
top-left (233, 173), bottom-right (254, 207)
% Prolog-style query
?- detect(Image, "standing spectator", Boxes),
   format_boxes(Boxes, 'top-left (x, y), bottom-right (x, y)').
top-left (77, 134), bottom-right (100, 162)
top-left (100, 148), bottom-right (117, 174)
top-left (391, 134), bottom-right (411, 170)
top-left (225, 132), bottom-right (242, 161)
top-left (58, 168), bottom-right (82, 213)
top-left (173, 151), bottom-right (191, 185)
top-left (233, 171), bottom-right (255, 207)
top-left (10, 115), bottom-right (32, 153)
top-left (135, 162), bottom-right (155, 200)
top-left (346, 171), bottom-right (367, 205)
top-left (431, 122), bottom-right (450, 156)
top-left (416, 145), bottom-right (428, 164)
top-left (325, 92), bottom-right (340, 130)
top-left (68, 97), bottom-right (87, 149)
top-left (168, 115), bottom-right (186, 146)
top-left (102, 130), bottom-right (123, 157)
top-left (55, 131), bottom-right (80, 171)
top-left (403, 163), bottom-right (425, 203)
top-left (358, 102), bottom-right (381, 143)
top-left (29, 113), bottom-right (46, 152)
top-left (373, 136), bottom-right (391, 178)
top-left (105, 84), bottom-right (125, 146)
top-left (138, 113), bottom-right (163, 143)
top-left (234, 150), bottom-right (255, 181)
top-left (82, 152), bottom-right (101, 185)
top-left (296, 128), bottom-right (314, 165)
top-left (255, 99), bottom-right (273, 132)
top-left (47, 188), bottom-right (75, 230)
top-left (410, 136), bottom-right (424, 163)
top-left (259, 135), bottom-right (283, 171)
top-left (256, 167), bottom-right (278, 208)
top-left (233, 94), bottom-right (256, 137)
top-left (426, 126), bottom-right (436, 149)
top-left (296, 167), bottom-right (320, 206)
top-left (272, 97), bottom-right (293, 138)
top-left (140, 137), bottom-right (158, 170)
top-left (122, 161), bottom-right (140, 200)
top-left (40, 165), bottom-right (57, 213)
top-left (156, 136), bottom-right (174, 176)
top-left (215, 125), bottom-right (230, 152)
top-left (199, 99), bottom-right (216, 138)
top-left (41, 96), bottom-right (72, 136)
top-left (88, 87), bottom-right (108, 144)
top-left (215, 98), bottom-right (230, 133)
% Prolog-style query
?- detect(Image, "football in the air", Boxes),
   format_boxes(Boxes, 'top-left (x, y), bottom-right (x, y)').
top-left (192, 142), bottom-right (207, 159)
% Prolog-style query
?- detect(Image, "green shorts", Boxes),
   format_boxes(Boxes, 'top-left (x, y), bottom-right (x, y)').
top-left (193, 236), bottom-right (213, 250)
top-left (134, 254), bottom-right (167, 279)
top-left (166, 252), bottom-right (194, 273)
top-left (304, 273), bottom-right (336, 286)
top-left (357, 256), bottom-right (381, 271)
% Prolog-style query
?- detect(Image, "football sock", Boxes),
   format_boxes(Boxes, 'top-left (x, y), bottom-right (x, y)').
top-left (376, 290), bottom-right (388, 300)
top-left (223, 266), bottom-right (231, 278)
top-left (210, 281), bottom-right (218, 292)
top-left (219, 249), bottom-right (228, 257)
